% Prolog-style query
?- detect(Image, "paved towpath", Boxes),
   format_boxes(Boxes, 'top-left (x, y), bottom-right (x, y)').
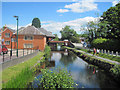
top-left (77, 50), bottom-right (120, 65)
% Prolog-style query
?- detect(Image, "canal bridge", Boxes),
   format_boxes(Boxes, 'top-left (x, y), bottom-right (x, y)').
top-left (48, 41), bottom-right (74, 47)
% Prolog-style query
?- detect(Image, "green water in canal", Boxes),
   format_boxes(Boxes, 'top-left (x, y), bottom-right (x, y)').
top-left (32, 46), bottom-right (119, 88)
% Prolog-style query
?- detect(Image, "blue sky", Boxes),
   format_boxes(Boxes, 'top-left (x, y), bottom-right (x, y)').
top-left (1, 0), bottom-right (119, 37)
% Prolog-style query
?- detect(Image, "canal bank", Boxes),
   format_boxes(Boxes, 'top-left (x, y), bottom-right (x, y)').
top-left (64, 46), bottom-right (120, 82)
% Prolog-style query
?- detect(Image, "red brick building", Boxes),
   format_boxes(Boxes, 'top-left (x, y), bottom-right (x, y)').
top-left (1, 26), bottom-right (55, 51)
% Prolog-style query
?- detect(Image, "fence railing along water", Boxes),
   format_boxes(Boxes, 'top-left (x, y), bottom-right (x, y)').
top-left (0, 48), bottom-right (38, 64)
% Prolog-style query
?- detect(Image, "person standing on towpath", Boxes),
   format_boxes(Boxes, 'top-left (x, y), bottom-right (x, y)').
top-left (93, 48), bottom-right (96, 55)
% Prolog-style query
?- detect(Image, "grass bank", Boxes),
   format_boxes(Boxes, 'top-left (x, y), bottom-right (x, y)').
top-left (2, 52), bottom-right (45, 88)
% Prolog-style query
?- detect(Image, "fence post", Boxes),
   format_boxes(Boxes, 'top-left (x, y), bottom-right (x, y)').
top-left (27, 49), bottom-right (28, 55)
top-left (3, 53), bottom-right (4, 62)
top-left (116, 52), bottom-right (118, 56)
top-left (23, 49), bottom-right (24, 56)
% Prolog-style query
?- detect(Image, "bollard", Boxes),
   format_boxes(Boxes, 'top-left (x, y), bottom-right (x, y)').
top-left (104, 50), bottom-right (106, 54)
top-left (101, 49), bottom-right (103, 53)
top-left (116, 52), bottom-right (118, 56)
top-left (112, 51), bottom-right (113, 55)
top-left (107, 50), bottom-right (110, 55)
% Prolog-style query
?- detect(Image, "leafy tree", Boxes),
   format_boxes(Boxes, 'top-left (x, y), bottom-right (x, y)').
top-left (83, 21), bottom-right (99, 43)
top-left (32, 18), bottom-right (41, 28)
top-left (60, 26), bottom-right (79, 43)
top-left (100, 3), bottom-right (120, 40)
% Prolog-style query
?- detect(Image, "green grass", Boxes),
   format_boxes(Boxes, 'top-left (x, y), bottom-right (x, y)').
top-left (2, 52), bottom-right (44, 84)
top-left (3, 66), bottom-right (34, 88)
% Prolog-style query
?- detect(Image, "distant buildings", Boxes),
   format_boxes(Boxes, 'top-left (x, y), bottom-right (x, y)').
top-left (1, 25), bottom-right (55, 51)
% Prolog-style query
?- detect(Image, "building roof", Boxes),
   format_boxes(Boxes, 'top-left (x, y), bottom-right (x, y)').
top-left (38, 28), bottom-right (55, 37)
top-left (18, 25), bottom-right (55, 37)
top-left (18, 26), bottom-right (45, 35)
top-left (0, 27), bottom-right (16, 33)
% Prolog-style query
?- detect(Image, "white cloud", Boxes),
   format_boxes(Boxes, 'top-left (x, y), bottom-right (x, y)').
top-left (5, 17), bottom-right (97, 38)
top-left (57, 0), bottom-right (98, 13)
top-left (42, 17), bottom-right (98, 38)
top-left (57, 9), bottom-right (69, 13)
top-left (112, 0), bottom-right (119, 6)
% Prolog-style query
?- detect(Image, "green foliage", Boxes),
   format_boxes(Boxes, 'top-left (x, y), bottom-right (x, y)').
top-left (60, 25), bottom-right (80, 43)
top-left (110, 65), bottom-right (120, 78)
top-left (35, 68), bottom-right (76, 89)
top-left (100, 3), bottom-right (120, 39)
top-left (53, 34), bottom-right (59, 41)
top-left (3, 67), bottom-right (34, 88)
top-left (32, 17), bottom-right (41, 28)
top-left (44, 45), bottom-right (51, 60)
top-left (91, 38), bottom-right (120, 51)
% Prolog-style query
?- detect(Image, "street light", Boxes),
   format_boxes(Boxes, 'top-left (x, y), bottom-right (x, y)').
top-left (13, 16), bottom-right (18, 57)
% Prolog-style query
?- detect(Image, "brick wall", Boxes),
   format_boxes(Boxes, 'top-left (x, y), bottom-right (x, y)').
top-left (17, 35), bottom-right (46, 51)
top-left (1, 28), bottom-right (13, 48)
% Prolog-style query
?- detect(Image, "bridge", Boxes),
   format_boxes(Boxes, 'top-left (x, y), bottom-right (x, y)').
top-left (48, 41), bottom-right (74, 47)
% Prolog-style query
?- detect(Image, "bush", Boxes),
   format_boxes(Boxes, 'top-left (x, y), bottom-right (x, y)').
top-left (35, 68), bottom-right (76, 89)
top-left (91, 38), bottom-right (120, 52)
top-left (44, 45), bottom-right (51, 60)
top-left (110, 65), bottom-right (120, 78)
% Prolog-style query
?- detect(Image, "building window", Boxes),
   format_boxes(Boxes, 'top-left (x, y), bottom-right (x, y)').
top-left (5, 41), bottom-right (10, 45)
top-left (24, 35), bottom-right (33, 40)
top-left (11, 38), bottom-right (16, 42)
top-left (5, 33), bottom-right (10, 38)
top-left (24, 44), bottom-right (33, 48)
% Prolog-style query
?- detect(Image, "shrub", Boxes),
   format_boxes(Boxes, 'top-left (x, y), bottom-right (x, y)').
top-left (44, 45), bottom-right (51, 60)
top-left (35, 68), bottom-right (76, 89)
top-left (110, 65), bottom-right (120, 78)
top-left (91, 38), bottom-right (120, 52)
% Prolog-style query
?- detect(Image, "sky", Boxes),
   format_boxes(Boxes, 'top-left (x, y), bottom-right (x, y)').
top-left (1, 0), bottom-right (120, 37)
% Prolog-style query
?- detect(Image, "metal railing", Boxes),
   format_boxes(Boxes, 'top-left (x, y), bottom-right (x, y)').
top-left (0, 48), bottom-right (38, 63)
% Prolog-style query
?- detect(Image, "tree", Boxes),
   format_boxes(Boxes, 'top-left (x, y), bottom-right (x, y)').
top-left (100, 3), bottom-right (120, 40)
top-left (84, 21), bottom-right (100, 43)
top-left (32, 18), bottom-right (41, 28)
top-left (60, 26), bottom-right (79, 43)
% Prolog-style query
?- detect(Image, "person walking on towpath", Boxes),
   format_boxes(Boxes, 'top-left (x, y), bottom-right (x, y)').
top-left (93, 48), bottom-right (96, 55)
top-left (97, 49), bottom-right (100, 55)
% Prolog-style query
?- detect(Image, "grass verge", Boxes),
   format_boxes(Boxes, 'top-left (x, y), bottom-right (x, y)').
top-left (2, 52), bottom-right (44, 88)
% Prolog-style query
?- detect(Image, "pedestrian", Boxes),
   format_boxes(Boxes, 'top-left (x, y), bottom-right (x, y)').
top-left (97, 49), bottom-right (100, 55)
top-left (93, 48), bottom-right (96, 55)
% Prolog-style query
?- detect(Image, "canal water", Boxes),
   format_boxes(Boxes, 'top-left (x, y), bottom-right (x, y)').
top-left (33, 46), bottom-right (119, 88)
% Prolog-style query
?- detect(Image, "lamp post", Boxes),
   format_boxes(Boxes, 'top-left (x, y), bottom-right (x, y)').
top-left (13, 16), bottom-right (18, 57)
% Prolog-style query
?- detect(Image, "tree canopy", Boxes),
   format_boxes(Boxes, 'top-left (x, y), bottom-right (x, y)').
top-left (32, 18), bottom-right (41, 28)
top-left (60, 26), bottom-right (80, 43)
top-left (100, 3), bottom-right (120, 40)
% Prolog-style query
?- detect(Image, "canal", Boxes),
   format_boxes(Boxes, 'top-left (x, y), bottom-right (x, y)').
top-left (33, 46), bottom-right (119, 88)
